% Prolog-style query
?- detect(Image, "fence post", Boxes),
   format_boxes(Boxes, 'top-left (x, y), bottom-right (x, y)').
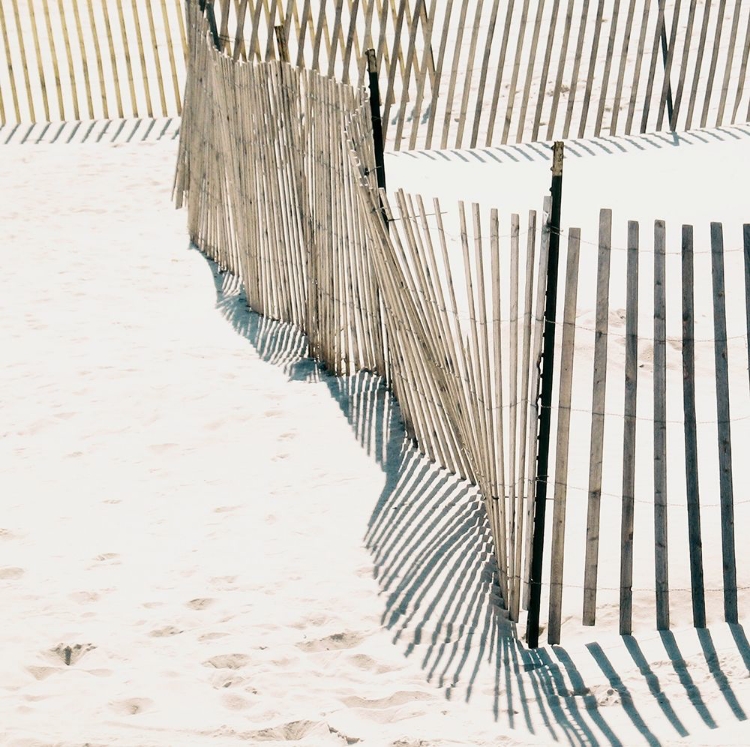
top-left (274, 25), bottom-right (289, 63)
top-left (657, 0), bottom-right (675, 127)
top-left (365, 49), bottom-right (387, 193)
top-left (203, 0), bottom-right (222, 52)
top-left (526, 141), bottom-right (564, 649)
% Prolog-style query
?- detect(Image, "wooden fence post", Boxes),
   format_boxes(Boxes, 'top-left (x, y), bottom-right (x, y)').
top-left (526, 141), bottom-right (564, 649)
top-left (275, 24), bottom-right (290, 63)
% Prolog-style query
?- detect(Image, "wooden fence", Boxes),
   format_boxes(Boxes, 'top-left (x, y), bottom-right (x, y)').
top-left (533, 212), bottom-right (750, 644)
top-left (210, 0), bottom-right (750, 150)
top-left (175, 0), bottom-right (386, 377)
top-left (0, 0), bottom-right (186, 124)
top-left (177, 0), bottom-right (750, 644)
top-left (5, 0), bottom-right (749, 145)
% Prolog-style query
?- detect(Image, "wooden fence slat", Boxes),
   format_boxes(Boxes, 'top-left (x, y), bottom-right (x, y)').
top-left (101, 0), bottom-right (125, 118)
top-left (115, 0), bottom-right (138, 116)
top-left (10, 0), bottom-right (37, 121)
top-left (684, 0), bottom-right (712, 130)
top-left (27, 0), bottom-right (51, 121)
top-left (502, 0), bottom-right (531, 143)
top-left (655, 0), bottom-right (682, 131)
top-left (469, 0), bottom-right (500, 148)
top-left (144, 0), bottom-right (170, 115)
top-left (561, 0), bottom-right (589, 139)
top-left (85, 0), bottom-right (111, 118)
top-left (700, 0), bottom-right (728, 129)
top-left (593, 0), bottom-right (621, 137)
top-left (681, 224), bottom-right (706, 628)
top-left (408, 0), bottom-right (437, 149)
top-left (715, 0), bottom-right (741, 126)
top-left (546, 0), bottom-right (575, 140)
top-left (129, 0), bottom-right (154, 116)
top-left (609, 0), bottom-right (637, 134)
top-left (453, 0), bottom-right (485, 148)
top-left (438, 0), bottom-right (469, 149)
top-left (341, 0), bottom-right (360, 84)
top-left (511, 210), bottom-right (536, 621)
top-left (474, 203), bottom-right (503, 514)
top-left (582, 208), bottom-right (612, 626)
top-left (175, 0), bottom-right (188, 56)
top-left (392, 0), bottom-right (424, 149)
top-left (0, 0), bottom-right (22, 123)
top-left (547, 227), bottom-right (581, 646)
top-left (489, 207), bottom-right (510, 601)
top-left (653, 219), bottom-right (669, 631)
top-left (620, 220), bottom-right (639, 636)
top-left (423, 0), bottom-right (454, 149)
top-left (71, 0), bottom-right (97, 118)
top-left (532, 0), bottom-right (562, 142)
top-left (624, 0), bottom-right (651, 134)
top-left (577, 0), bottom-right (605, 138)
top-left (710, 221), bottom-right (738, 625)
top-left (160, 0), bottom-right (183, 111)
top-left (670, 0), bottom-right (699, 129)
top-left (639, 0), bottom-right (668, 134)
top-left (484, 0), bottom-right (515, 146)
top-left (515, 0), bottom-right (546, 143)
top-left (731, 6), bottom-right (750, 124)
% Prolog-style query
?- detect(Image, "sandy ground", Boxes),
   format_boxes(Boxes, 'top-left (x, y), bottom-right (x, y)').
top-left (3, 127), bottom-right (750, 746)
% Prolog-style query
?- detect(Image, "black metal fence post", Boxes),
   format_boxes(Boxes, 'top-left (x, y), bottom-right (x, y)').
top-left (365, 48), bottom-right (387, 193)
top-left (203, 0), bottom-right (222, 52)
top-left (526, 141), bottom-right (564, 649)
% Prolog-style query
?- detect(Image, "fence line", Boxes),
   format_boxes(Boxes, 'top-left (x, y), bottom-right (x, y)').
top-left (4, 0), bottom-right (749, 145)
top-left (212, 0), bottom-right (750, 150)
top-left (0, 0), bottom-right (186, 124)
top-left (176, 0), bottom-right (750, 645)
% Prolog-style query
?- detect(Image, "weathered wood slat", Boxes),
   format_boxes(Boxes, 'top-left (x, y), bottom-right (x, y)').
top-left (670, 0), bottom-right (699, 129)
top-left (681, 224), bottom-right (706, 628)
top-left (653, 219), bottom-right (669, 631)
top-left (512, 210), bottom-right (536, 621)
top-left (547, 227), bottom-right (580, 645)
top-left (620, 220), bottom-right (639, 636)
top-left (582, 209), bottom-right (612, 626)
top-left (710, 221), bottom-right (738, 625)
top-left (610, 0), bottom-right (637, 134)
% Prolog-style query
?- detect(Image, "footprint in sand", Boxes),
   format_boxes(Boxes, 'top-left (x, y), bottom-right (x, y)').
top-left (0, 567), bottom-right (24, 580)
top-left (149, 625), bottom-right (183, 638)
top-left (198, 632), bottom-right (229, 642)
top-left (341, 690), bottom-right (433, 709)
top-left (203, 653), bottom-right (250, 670)
top-left (109, 697), bottom-right (153, 715)
top-left (69, 590), bottom-right (102, 604)
top-left (247, 720), bottom-right (325, 742)
top-left (296, 632), bottom-right (364, 653)
top-left (186, 598), bottom-right (215, 610)
top-left (48, 643), bottom-right (96, 666)
top-left (221, 693), bottom-right (252, 711)
top-left (93, 553), bottom-right (120, 566)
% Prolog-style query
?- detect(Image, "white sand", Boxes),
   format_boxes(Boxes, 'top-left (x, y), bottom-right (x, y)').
top-left (2, 130), bottom-right (750, 746)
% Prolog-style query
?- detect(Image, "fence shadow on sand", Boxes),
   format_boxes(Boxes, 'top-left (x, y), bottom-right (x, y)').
top-left (202, 248), bottom-right (750, 746)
